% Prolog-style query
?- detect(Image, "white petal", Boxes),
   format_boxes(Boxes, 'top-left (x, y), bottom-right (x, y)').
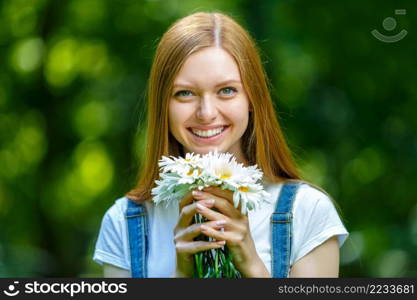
top-left (233, 191), bottom-right (240, 208)
top-left (240, 193), bottom-right (249, 215)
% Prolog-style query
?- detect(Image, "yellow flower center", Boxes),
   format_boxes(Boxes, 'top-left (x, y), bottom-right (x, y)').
top-left (238, 186), bottom-right (249, 192)
top-left (215, 166), bottom-right (232, 179)
top-left (187, 167), bottom-right (202, 176)
top-left (219, 172), bottom-right (231, 179)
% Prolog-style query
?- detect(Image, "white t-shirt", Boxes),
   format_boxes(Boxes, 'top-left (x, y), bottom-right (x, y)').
top-left (93, 182), bottom-right (349, 277)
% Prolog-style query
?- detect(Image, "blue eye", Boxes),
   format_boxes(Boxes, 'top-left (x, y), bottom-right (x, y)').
top-left (175, 90), bottom-right (194, 97)
top-left (219, 87), bottom-right (237, 96)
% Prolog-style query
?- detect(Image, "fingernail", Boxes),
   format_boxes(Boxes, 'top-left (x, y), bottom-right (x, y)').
top-left (200, 224), bottom-right (208, 231)
top-left (215, 220), bottom-right (226, 226)
top-left (216, 240), bottom-right (226, 246)
top-left (203, 199), bottom-right (215, 205)
top-left (196, 203), bottom-right (206, 211)
top-left (192, 190), bottom-right (203, 197)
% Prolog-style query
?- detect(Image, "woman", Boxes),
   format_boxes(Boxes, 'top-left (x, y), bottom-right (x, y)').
top-left (93, 12), bottom-right (349, 278)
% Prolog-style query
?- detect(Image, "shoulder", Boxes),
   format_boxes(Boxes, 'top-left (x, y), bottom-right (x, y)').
top-left (293, 182), bottom-right (336, 215)
top-left (103, 196), bottom-right (130, 221)
top-left (101, 197), bottom-right (152, 227)
top-left (267, 181), bottom-right (334, 211)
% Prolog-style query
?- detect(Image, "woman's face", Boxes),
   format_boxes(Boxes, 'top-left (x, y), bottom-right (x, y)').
top-left (168, 47), bottom-right (251, 163)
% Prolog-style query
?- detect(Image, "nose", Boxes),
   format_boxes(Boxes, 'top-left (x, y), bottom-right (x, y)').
top-left (196, 96), bottom-right (217, 122)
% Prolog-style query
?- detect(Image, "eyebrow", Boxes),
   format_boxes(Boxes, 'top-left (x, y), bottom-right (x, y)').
top-left (173, 79), bottom-right (242, 89)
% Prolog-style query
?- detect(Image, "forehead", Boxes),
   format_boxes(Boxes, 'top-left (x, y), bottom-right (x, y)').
top-left (173, 47), bottom-right (241, 86)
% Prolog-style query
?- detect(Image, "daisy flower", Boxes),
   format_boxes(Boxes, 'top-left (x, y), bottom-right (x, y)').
top-left (151, 149), bottom-right (270, 215)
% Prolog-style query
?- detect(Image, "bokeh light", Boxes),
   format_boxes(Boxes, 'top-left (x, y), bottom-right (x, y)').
top-left (373, 249), bottom-right (410, 277)
top-left (73, 100), bottom-right (111, 139)
top-left (299, 149), bottom-right (328, 187)
top-left (346, 147), bottom-right (386, 184)
top-left (45, 38), bottom-right (79, 87)
top-left (10, 37), bottom-right (44, 74)
top-left (0, 110), bottom-right (47, 180)
top-left (73, 140), bottom-right (114, 197)
top-left (3, 0), bottom-right (41, 38)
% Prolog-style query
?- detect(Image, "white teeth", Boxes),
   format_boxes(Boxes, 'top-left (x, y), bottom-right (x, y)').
top-left (191, 126), bottom-right (225, 138)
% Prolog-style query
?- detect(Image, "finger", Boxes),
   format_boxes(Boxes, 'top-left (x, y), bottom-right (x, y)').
top-left (175, 223), bottom-right (200, 242)
top-left (176, 240), bottom-right (226, 255)
top-left (200, 224), bottom-right (229, 242)
top-left (201, 224), bottom-right (247, 247)
top-left (195, 203), bottom-right (228, 221)
top-left (202, 187), bottom-right (243, 212)
top-left (176, 200), bottom-right (216, 230)
top-left (202, 186), bottom-right (234, 204)
top-left (177, 219), bottom-right (226, 241)
top-left (176, 221), bottom-right (210, 241)
top-left (178, 190), bottom-right (195, 212)
top-left (193, 191), bottom-right (242, 219)
top-left (196, 205), bottom-right (246, 234)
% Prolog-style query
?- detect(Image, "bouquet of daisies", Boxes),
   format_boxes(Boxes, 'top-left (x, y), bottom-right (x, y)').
top-left (151, 150), bottom-right (270, 278)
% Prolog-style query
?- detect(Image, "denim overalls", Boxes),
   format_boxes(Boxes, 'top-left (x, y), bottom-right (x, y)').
top-left (125, 181), bottom-right (301, 278)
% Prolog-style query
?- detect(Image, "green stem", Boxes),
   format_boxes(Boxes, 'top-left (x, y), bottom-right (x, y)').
top-left (193, 212), bottom-right (241, 278)
top-left (214, 249), bottom-right (219, 277)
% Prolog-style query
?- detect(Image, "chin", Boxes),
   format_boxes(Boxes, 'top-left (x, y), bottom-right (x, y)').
top-left (185, 145), bottom-right (226, 155)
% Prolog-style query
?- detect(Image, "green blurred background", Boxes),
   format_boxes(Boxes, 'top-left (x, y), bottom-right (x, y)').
top-left (0, 0), bottom-right (416, 277)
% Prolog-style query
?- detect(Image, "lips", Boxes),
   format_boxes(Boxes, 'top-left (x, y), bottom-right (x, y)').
top-left (187, 125), bottom-right (229, 139)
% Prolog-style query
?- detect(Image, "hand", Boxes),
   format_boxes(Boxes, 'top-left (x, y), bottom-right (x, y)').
top-left (173, 190), bottom-right (226, 277)
top-left (192, 186), bottom-right (271, 277)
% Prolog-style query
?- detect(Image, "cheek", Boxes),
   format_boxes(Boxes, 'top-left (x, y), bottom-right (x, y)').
top-left (226, 100), bottom-right (250, 124)
top-left (168, 102), bottom-right (191, 131)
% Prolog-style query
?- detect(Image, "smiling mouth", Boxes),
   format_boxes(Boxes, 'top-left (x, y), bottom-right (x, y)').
top-left (188, 126), bottom-right (229, 138)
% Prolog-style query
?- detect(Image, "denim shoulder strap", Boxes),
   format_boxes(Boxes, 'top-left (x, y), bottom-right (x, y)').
top-left (271, 181), bottom-right (301, 278)
top-left (125, 198), bottom-right (148, 278)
